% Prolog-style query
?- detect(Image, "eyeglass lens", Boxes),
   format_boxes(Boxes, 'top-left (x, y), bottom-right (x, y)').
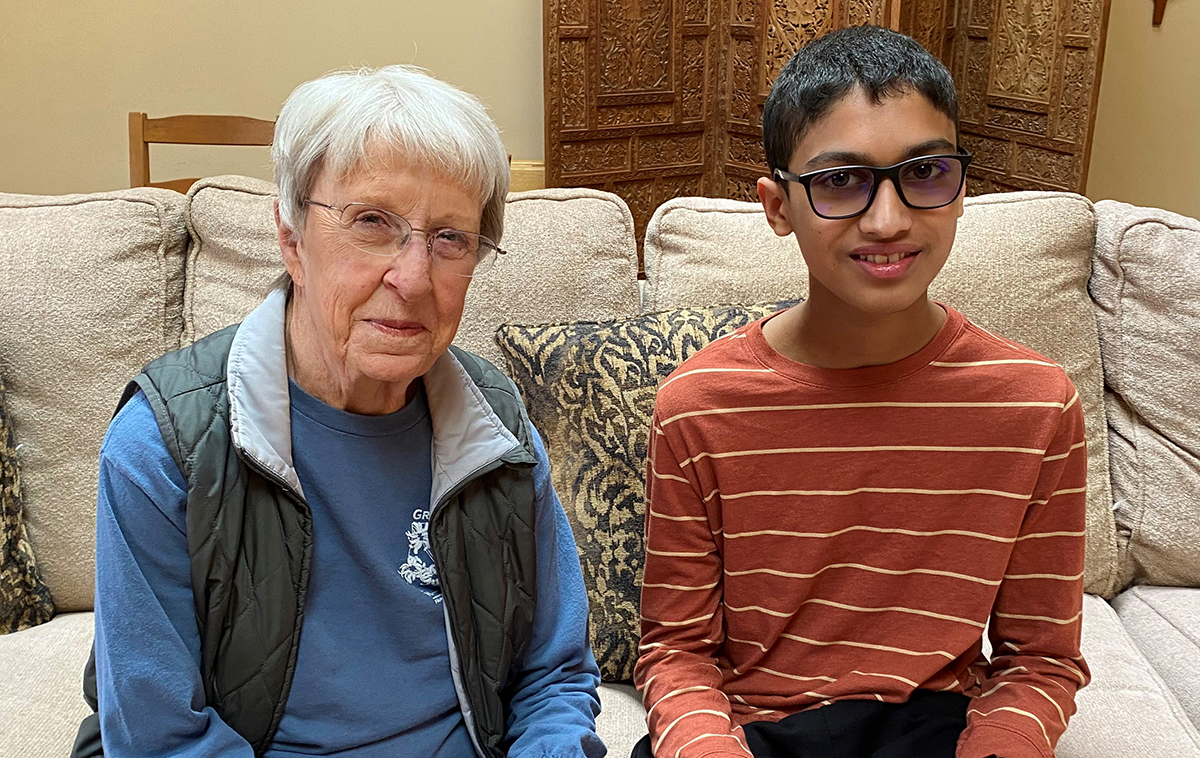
top-left (335, 204), bottom-right (496, 275)
top-left (809, 157), bottom-right (965, 219)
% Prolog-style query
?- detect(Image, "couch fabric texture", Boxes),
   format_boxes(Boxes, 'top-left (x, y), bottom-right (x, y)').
top-left (0, 189), bottom-right (188, 612)
top-left (495, 300), bottom-right (797, 681)
top-left (0, 374), bottom-right (54, 633)
top-left (1091, 200), bottom-right (1200, 589)
top-left (644, 192), bottom-right (1117, 596)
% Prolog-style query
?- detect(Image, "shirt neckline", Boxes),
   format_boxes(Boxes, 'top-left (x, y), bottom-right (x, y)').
top-left (745, 303), bottom-right (965, 389)
top-left (288, 378), bottom-right (430, 437)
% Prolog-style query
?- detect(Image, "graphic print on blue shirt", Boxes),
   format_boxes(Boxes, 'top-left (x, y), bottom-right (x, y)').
top-left (399, 505), bottom-right (441, 602)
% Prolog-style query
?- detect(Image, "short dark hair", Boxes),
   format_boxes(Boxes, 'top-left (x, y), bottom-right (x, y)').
top-left (761, 26), bottom-right (959, 174)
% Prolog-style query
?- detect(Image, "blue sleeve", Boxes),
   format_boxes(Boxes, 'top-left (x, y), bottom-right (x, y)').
top-left (502, 427), bottom-right (605, 758)
top-left (93, 392), bottom-right (254, 758)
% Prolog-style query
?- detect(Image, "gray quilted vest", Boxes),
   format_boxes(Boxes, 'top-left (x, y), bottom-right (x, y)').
top-left (73, 325), bottom-right (539, 758)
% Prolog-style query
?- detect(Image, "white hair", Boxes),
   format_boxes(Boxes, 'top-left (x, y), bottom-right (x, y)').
top-left (272, 65), bottom-right (510, 247)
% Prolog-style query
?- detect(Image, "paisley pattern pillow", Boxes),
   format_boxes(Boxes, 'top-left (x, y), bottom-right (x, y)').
top-left (495, 300), bottom-right (798, 681)
top-left (0, 373), bottom-right (55, 633)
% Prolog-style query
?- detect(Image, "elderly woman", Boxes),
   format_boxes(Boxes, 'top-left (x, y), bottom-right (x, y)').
top-left (72, 67), bottom-right (602, 758)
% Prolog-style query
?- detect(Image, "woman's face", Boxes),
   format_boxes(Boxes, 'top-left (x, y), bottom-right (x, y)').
top-left (279, 157), bottom-right (481, 406)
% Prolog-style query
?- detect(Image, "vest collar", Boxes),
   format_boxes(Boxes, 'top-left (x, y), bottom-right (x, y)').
top-left (226, 287), bottom-right (524, 505)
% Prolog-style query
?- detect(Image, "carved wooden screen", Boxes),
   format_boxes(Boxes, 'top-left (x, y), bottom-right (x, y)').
top-left (544, 0), bottom-right (1109, 252)
top-left (544, 0), bottom-right (887, 255)
top-left (899, 0), bottom-right (1110, 194)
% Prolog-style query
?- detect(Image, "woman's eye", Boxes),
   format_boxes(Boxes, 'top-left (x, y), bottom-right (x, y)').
top-left (354, 212), bottom-right (388, 227)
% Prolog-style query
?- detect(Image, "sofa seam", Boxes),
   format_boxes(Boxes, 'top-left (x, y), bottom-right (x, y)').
top-left (1131, 588), bottom-right (1200, 648)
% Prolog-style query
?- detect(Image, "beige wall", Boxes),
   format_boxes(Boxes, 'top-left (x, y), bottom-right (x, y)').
top-left (0, 0), bottom-right (544, 196)
top-left (1087, 0), bottom-right (1200, 219)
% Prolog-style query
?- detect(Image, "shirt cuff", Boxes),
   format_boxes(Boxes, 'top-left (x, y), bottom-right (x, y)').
top-left (956, 722), bottom-right (1051, 758)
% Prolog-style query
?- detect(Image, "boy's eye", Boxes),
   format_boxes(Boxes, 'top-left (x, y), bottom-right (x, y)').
top-left (905, 159), bottom-right (950, 182)
top-left (815, 169), bottom-right (868, 191)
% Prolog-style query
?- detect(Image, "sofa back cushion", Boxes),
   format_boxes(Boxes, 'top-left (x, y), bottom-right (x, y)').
top-left (183, 175), bottom-right (283, 344)
top-left (183, 181), bottom-right (642, 370)
top-left (0, 189), bottom-right (189, 611)
top-left (644, 191), bottom-right (1117, 596)
top-left (1092, 200), bottom-right (1200, 588)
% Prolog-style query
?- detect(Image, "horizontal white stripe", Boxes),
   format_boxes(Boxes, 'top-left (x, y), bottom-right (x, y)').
top-left (1014, 530), bottom-right (1086, 541)
top-left (648, 509), bottom-right (708, 522)
top-left (643, 580), bottom-right (721, 591)
top-left (1042, 441), bottom-right (1086, 462)
top-left (641, 611), bottom-right (717, 627)
top-left (1062, 391), bottom-right (1080, 413)
top-left (646, 547), bottom-right (717, 558)
top-left (661, 400), bottom-right (1067, 427)
top-left (1030, 486), bottom-right (1088, 505)
top-left (851, 669), bottom-right (920, 687)
top-left (678, 443), bottom-right (1045, 467)
top-left (726, 562), bottom-right (1001, 586)
top-left (659, 367), bottom-right (775, 391)
top-left (968, 706), bottom-right (1049, 746)
top-left (720, 486), bottom-right (1030, 502)
top-left (778, 632), bottom-right (956, 660)
top-left (726, 635), bottom-right (768, 652)
top-left (674, 733), bottom-right (749, 758)
top-left (1032, 656), bottom-right (1088, 685)
top-left (744, 665), bottom-right (836, 684)
top-left (655, 709), bottom-right (732, 753)
top-left (650, 467), bottom-right (690, 484)
top-left (724, 525), bottom-right (1013, 543)
top-left (979, 681), bottom-right (1066, 726)
top-left (726, 597), bottom-right (984, 628)
top-left (995, 610), bottom-right (1082, 625)
top-left (647, 685), bottom-right (709, 719)
top-left (930, 359), bottom-right (1059, 368)
top-left (1003, 570), bottom-right (1084, 581)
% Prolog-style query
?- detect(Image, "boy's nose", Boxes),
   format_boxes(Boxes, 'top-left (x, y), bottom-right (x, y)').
top-left (858, 178), bottom-right (913, 239)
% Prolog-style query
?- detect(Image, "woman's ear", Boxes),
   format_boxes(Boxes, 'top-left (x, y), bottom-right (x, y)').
top-left (276, 201), bottom-right (305, 288)
top-left (758, 176), bottom-right (795, 238)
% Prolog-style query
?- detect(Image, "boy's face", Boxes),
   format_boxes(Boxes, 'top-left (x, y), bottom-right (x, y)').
top-left (758, 87), bottom-right (964, 317)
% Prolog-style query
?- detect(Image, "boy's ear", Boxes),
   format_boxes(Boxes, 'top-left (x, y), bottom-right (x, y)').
top-left (758, 175), bottom-right (795, 238)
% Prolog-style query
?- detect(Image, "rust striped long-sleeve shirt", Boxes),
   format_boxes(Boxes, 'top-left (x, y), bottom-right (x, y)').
top-left (635, 305), bottom-right (1090, 758)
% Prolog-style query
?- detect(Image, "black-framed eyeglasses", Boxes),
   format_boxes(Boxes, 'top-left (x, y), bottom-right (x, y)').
top-left (303, 200), bottom-right (506, 278)
top-left (773, 148), bottom-right (973, 220)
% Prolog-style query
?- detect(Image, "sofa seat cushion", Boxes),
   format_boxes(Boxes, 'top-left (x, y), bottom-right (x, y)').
top-left (1111, 586), bottom-right (1200, 727)
top-left (593, 597), bottom-right (1200, 757)
top-left (495, 300), bottom-right (795, 681)
top-left (0, 374), bottom-right (54, 632)
top-left (1092, 200), bottom-right (1200, 587)
top-left (596, 683), bottom-right (645, 758)
top-left (642, 192), bottom-right (1115, 596)
top-left (1057, 594), bottom-right (1200, 756)
top-left (0, 189), bottom-right (189, 612)
top-left (0, 611), bottom-right (94, 756)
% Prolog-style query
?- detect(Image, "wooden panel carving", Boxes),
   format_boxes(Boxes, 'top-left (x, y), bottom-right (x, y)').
top-left (912, 0), bottom-right (1110, 194)
top-left (546, 0), bottom-right (1110, 263)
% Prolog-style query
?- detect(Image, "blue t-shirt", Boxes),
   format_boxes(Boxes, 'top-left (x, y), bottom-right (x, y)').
top-left (92, 379), bottom-right (603, 758)
top-left (267, 379), bottom-right (474, 756)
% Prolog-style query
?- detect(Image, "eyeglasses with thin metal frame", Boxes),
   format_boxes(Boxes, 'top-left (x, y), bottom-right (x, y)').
top-left (303, 199), bottom-right (506, 277)
top-left (773, 148), bottom-right (973, 220)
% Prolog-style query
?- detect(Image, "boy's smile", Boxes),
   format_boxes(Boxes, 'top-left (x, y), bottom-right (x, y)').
top-left (759, 87), bottom-right (964, 320)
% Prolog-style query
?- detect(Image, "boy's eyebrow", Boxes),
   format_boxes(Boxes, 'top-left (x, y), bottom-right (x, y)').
top-left (801, 138), bottom-right (958, 170)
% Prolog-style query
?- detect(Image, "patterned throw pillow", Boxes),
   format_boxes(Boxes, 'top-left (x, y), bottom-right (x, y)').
top-left (495, 300), bottom-right (798, 681)
top-left (0, 373), bottom-right (55, 633)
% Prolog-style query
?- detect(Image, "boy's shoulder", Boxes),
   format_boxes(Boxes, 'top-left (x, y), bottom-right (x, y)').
top-left (654, 318), bottom-right (772, 421)
top-left (944, 309), bottom-right (1077, 400)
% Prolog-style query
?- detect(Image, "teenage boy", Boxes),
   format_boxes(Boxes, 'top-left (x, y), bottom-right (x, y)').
top-left (634, 26), bottom-right (1089, 758)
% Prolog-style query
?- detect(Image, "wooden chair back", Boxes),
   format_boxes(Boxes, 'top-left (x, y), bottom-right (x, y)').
top-left (128, 112), bottom-right (275, 193)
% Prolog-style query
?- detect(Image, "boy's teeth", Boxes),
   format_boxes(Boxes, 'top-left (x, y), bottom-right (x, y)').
top-left (864, 253), bottom-right (907, 264)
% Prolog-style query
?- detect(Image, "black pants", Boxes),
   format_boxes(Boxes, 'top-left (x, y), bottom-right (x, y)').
top-left (630, 691), bottom-right (971, 758)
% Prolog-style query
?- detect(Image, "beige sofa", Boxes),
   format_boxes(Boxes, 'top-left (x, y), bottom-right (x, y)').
top-left (1, 176), bottom-right (1198, 757)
